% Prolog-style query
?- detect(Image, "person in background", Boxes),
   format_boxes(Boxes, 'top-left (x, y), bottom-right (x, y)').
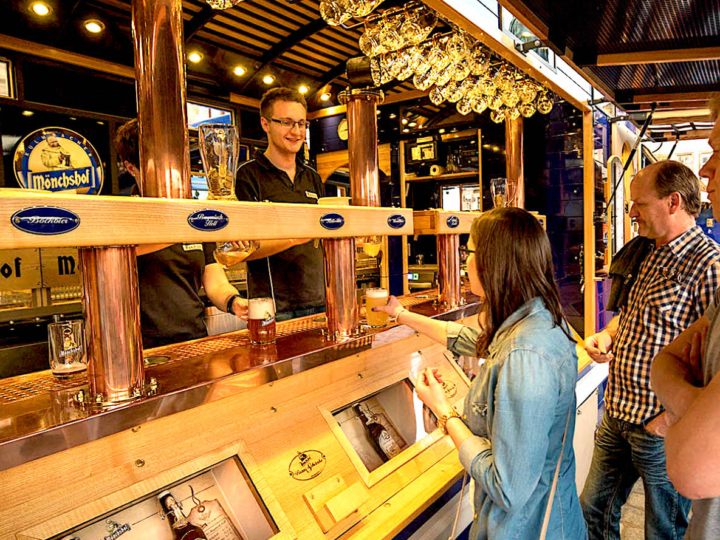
top-left (376, 208), bottom-right (587, 540)
top-left (235, 87), bottom-right (326, 321)
top-left (114, 119), bottom-right (248, 349)
top-left (651, 94), bottom-right (720, 539)
top-left (581, 160), bottom-right (720, 539)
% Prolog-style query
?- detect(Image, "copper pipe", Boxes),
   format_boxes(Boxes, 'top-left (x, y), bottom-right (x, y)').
top-left (505, 116), bottom-right (524, 208)
top-left (340, 88), bottom-right (384, 207)
top-left (437, 234), bottom-right (461, 307)
top-left (80, 246), bottom-right (144, 402)
top-left (323, 238), bottom-right (358, 338)
top-left (132, 0), bottom-right (191, 199)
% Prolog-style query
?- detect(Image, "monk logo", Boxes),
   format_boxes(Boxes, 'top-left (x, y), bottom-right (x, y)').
top-left (320, 213), bottom-right (345, 230)
top-left (104, 520), bottom-right (131, 540)
top-left (289, 450), bottom-right (327, 481)
top-left (13, 128), bottom-right (104, 195)
top-left (11, 207), bottom-right (80, 235)
top-left (446, 216), bottom-right (460, 228)
top-left (387, 214), bottom-right (406, 229)
top-left (187, 210), bottom-right (229, 231)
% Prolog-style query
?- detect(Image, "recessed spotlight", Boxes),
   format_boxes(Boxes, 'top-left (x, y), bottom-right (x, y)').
top-left (69, 117), bottom-right (77, 121)
top-left (482, 144), bottom-right (491, 149)
top-left (22, 110), bottom-right (34, 116)
top-left (492, 145), bottom-right (500, 152)
top-left (389, 113), bottom-right (397, 119)
top-left (439, 128), bottom-right (445, 133)
top-left (262, 75), bottom-right (275, 85)
top-left (84, 19), bottom-right (105, 34)
top-left (298, 85), bottom-right (309, 94)
top-left (29, 2), bottom-right (51, 16)
top-left (521, 31), bottom-right (534, 38)
top-left (188, 51), bottom-right (203, 63)
top-left (97, 121), bottom-right (104, 125)
top-left (409, 121), bottom-right (417, 127)
top-left (401, 118), bottom-right (408, 125)
top-left (402, 128), bottom-right (409, 133)
top-left (233, 66), bottom-right (246, 76)
top-left (320, 92), bottom-right (331, 101)
top-left (418, 124), bottom-right (423, 129)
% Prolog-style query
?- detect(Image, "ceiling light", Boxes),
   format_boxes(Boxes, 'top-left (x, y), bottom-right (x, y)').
top-left (439, 128), bottom-right (445, 134)
top-left (188, 51), bottom-right (203, 63)
top-left (298, 85), bottom-right (309, 94)
top-left (418, 124), bottom-right (423, 129)
top-left (409, 121), bottom-right (417, 127)
top-left (97, 121), bottom-right (104, 125)
top-left (320, 92), bottom-right (331, 101)
top-left (29, 2), bottom-right (51, 16)
top-left (492, 145), bottom-right (500, 152)
top-left (401, 118), bottom-right (408, 125)
top-left (521, 31), bottom-right (534, 38)
top-left (402, 128), bottom-right (409, 133)
top-left (389, 113), bottom-right (397, 119)
top-left (262, 74), bottom-right (275, 85)
top-left (233, 66), bottom-right (246, 76)
top-left (84, 19), bottom-right (105, 34)
top-left (22, 110), bottom-right (34, 116)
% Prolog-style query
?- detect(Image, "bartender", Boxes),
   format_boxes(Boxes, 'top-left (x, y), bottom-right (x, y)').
top-left (235, 88), bottom-right (326, 321)
top-left (114, 119), bottom-right (248, 349)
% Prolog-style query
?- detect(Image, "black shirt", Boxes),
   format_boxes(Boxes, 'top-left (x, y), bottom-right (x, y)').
top-left (235, 151), bottom-right (326, 316)
top-left (137, 243), bottom-right (215, 349)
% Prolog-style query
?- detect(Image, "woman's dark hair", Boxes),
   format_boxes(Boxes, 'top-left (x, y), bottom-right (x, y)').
top-left (471, 207), bottom-right (573, 357)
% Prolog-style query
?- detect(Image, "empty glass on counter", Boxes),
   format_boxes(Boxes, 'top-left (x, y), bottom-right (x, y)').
top-left (48, 316), bottom-right (87, 378)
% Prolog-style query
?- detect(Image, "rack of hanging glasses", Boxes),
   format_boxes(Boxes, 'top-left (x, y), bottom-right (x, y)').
top-left (319, 0), bottom-right (555, 124)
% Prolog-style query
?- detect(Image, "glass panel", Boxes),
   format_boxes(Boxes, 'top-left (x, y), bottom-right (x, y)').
top-left (500, 8), bottom-right (554, 67)
top-left (333, 380), bottom-right (438, 473)
top-left (55, 457), bottom-right (278, 540)
top-left (188, 102), bottom-right (234, 129)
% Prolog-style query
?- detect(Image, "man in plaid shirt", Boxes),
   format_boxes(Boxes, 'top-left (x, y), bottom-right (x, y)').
top-left (581, 160), bottom-right (720, 540)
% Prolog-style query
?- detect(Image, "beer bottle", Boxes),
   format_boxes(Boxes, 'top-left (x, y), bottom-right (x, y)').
top-left (354, 404), bottom-right (402, 462)
top-left (158, 491), bottom-right (208, 540)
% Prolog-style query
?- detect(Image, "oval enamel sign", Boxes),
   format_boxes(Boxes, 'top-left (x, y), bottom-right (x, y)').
top-left (446, 215), bottom-right (460, 228)
top-left (11, 206), bottom-right (81, 235)
top-left (387, 214), bottom-right (406, 229)
top-left (187, 209), bottom-right (230, 231)
top-left (320, 213), bottom-right (345, 230)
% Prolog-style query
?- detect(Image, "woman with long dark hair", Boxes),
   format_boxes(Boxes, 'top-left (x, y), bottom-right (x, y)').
top-left (376, 208), bottom-right (587, 539)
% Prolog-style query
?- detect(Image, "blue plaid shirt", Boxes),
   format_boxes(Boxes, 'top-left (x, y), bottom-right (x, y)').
top-left (608, 226), bottom-right (720, 423)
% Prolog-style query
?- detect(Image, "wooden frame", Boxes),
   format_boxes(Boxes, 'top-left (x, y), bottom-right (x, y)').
top-left (0, 57), bottom-right (14, 99)
top-left (582, 111), bottom-right (596, 337)
top-left (413, 210), bottom-right (482, 235)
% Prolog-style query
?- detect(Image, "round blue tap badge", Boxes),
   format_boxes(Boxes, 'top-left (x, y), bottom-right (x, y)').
top-left (446, 215), bottom-right (460, 228)
top-left (387, 214), bottom-right (406, 229)
top-left (13, 127), bottom-right (104, 195)
top-left (320, 213), bottom-right (345, 230)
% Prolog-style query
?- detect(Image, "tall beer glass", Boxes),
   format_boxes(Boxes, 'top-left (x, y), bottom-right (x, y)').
top-left (248, 297), bottom-right (276, 344)
top-left (198, 123), bottom-right (259, 267)
top-left (365, 288), bottom-right (389, 328)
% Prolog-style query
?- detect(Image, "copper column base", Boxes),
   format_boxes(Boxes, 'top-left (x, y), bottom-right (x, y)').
top-left (80, 246), bottom-right (144, 403)
top-left (437, 234), bottom-right (462, 308)
top-left (323, 238), bottom-right (359, 339)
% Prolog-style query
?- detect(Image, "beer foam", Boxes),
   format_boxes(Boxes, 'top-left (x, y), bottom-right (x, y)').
top-left (365, 288), bottom-right (388, 299)
top-left (249, 297), bottom-right (275, 319)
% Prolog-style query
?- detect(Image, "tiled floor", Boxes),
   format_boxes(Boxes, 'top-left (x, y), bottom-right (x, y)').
top-left (620, 481), bottom-right (645, 540)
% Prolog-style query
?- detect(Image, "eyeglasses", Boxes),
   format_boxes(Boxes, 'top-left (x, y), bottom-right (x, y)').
top-left (269, 117), bottom-right (310, 130)
top-left (459, 246), bottom-right (475, 256)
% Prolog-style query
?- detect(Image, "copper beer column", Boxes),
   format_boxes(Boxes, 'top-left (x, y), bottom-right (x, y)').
top-left (131, 0), bottom-right (191, 199)
top-left (81, 247), bottom-right (144, 402)
top-left (437, 234), bottom-right (461, 307)
top-left (323, 238), bottom-right (359, 337)
top-left (506, 116), bottom-right (524, 208)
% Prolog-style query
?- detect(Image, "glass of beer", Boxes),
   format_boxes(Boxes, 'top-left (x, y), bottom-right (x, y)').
top-left (365, 288), bottom-right (389, 328)
top-left (248, 297), bottom-right (276, 344)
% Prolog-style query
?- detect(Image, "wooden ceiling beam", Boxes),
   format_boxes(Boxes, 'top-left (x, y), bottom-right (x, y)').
top-left (624, 101), bottom-right (712, 112)
top-left (594, 46), bottom-right (720, 66)
top-left (184, 4), bottom-right (217, 43)
top-left (631, 91), bottom-right (716, 103)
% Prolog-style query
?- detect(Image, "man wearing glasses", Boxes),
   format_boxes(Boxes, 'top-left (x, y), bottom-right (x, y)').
top-left (235, 87), bottom-right (326, 321)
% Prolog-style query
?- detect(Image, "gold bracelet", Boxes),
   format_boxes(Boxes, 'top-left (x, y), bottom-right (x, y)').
top-left (437, 410), bottom-right (464, 435)
top-left (394, 308), bottom-right (407, 321)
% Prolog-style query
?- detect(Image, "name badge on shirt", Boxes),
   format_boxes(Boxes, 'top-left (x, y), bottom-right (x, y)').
top-left (182, 243), bottom-right (203, 252)
top-left (305, 191), bottom-right (318, 200)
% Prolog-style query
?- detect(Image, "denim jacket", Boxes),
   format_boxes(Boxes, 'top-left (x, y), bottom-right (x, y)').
top-left (447, 297), bottom-right (587, 540)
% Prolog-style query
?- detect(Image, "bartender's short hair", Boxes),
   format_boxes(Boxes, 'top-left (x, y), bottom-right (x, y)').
top-left (709, 93), bottom-right (720, 122)
top-left (651, 160), bottom-right (702, 217)
top-left (260, 88), bottom-right (307, 118)
top-left (115, 119), bottom-right (140, 168)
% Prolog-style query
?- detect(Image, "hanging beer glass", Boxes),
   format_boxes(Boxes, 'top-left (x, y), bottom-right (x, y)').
top-left (198, 123), bottom-right (259, 268)
top-left (491, 177), bottom-right (517, 208)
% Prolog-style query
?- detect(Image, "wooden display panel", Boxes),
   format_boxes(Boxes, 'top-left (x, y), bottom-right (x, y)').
top-left (0, 191), bottom-right (413, 249)
top-left (0, 316), bottom-right (478, 540)
top-left (413, 210), bottom-right (482, 235)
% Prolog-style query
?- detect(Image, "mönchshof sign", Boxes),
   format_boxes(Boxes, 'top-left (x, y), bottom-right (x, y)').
top-left (13, 127), bottom-right (104, 194)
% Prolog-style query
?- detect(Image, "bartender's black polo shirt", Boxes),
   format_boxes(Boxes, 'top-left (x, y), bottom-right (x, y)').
top-left (235, 151), bottom-right (326, 316)
top-left (137, 243), bottom-right (215, 349)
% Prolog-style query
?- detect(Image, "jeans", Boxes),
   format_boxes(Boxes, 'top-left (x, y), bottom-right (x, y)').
top-left (580, 413), bottom-right (691, 540)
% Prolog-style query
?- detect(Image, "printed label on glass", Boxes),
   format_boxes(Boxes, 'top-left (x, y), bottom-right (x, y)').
top-left (11, 206), bottom-right (80, 235)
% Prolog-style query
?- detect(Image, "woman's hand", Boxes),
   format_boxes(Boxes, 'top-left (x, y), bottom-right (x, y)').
top-left (373, 295), bottom-right (404, 319)
top-left (415, 368), bottom-right (453, 418)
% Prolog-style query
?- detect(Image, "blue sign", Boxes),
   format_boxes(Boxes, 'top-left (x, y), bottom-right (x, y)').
top-left (187, 209), bottom-right (229, 231)
top-left (387, 214), bottom-right (406, 229)
top-left (11, 206), bottom-right (81, 235)
top-left (320, 213), bottom-right (345, 230)
top-left (446, 215), bottom-right (460, 228)
top-left (14, 127), bottom-right (104, 195)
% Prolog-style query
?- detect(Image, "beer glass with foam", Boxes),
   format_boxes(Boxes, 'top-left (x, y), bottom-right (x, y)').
top-left (248, 297), bottom-right (276, 344)
top-left (365, 288), bottom-right (389, 328)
